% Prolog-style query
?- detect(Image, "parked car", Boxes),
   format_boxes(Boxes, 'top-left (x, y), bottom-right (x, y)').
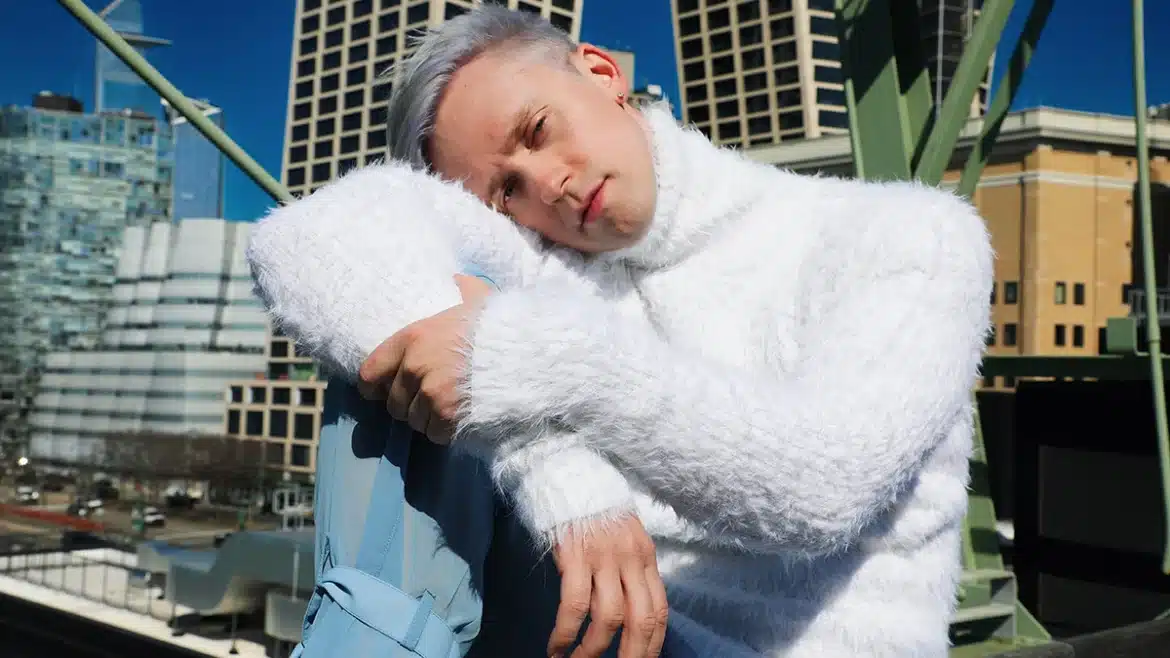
top-left (15, 485), bottom-right (39, 505)
top-left (142, 506), bottom-right (166, 528)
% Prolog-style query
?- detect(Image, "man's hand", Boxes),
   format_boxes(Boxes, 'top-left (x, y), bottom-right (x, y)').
top-left (548, 515), bottom-right (669, 658)
top-left (358, 274), bottom-right (493, 443)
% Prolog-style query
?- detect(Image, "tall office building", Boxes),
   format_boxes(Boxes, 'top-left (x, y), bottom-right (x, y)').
top-left (29, 218), bottom-right (268, 465)
top-left (0, 94), bottom-right (174, 375)
top-left (95, 0), bottom-right (171, 118)
top-left (163, 99), bottom-right (226, 220)
top-left (670, 0), bottom-right (991, 148)
top-left (282, 0), bottom-right (584, 198)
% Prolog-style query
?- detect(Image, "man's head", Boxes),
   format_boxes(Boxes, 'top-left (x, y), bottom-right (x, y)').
top-left (384, 6), bottom-right (657, 254)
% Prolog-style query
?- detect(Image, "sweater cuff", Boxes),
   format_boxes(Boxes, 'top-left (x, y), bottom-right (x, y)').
top-left (494, 440), bottom-right (638, 552)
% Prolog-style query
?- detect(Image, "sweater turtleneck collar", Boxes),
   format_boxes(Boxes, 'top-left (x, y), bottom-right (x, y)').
top-left (601, 102), bottom-right (766, 271)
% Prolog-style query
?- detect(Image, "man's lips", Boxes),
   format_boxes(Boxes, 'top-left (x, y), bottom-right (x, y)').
top-left (581, 180), bottom-right (606, 227)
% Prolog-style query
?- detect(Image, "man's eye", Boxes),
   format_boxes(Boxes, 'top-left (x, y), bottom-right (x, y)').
top-left (531, 117), bottom-right (546, 142)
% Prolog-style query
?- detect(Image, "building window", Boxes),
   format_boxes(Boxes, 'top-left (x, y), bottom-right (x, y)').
top-left (250, 386), bottom-right (267, 404)
top-left (406, 2), bottom-right (428, 24)
top-left (294, 413), bottom-right (316, 440)
top-left (1073, 325), bottom-right (1085, 348)
top-left (230, 386), bottom-right (243, 403)
top-left (292, 445), bottom-right (311, 467)
top-left (350, 20), bottom-right (371, 40)
top-left (1054, 281), bottom-right (1066, 304)
top-left (1074, 282), bottom-right (1086, 305)
top-left (986, 325), bottom-right (996, 346)
top-left (1054, 324), bottom-right (1066, 347)
top-left (1004, 323), bottom-right (1018, 347)
top-left (266, 443), bottom-right (285, 466)
top-left (549, 11), bottom-right (571, 32)
top-left (771, 17), bottom-right (794, 39)
top-left (246, 410), bottom-right (264, 436)
top-left (299, 388), bottom-right (318, 407)
top-left (273, 387), bottom-right (291, 405)
top-left (269, 409), bottom-right (289, 438)
top-left (227, 409), bottom-right (240, 434)
top-left (1004, 281), bottom-right (1018, 304)
top-left (990, 282), bottom-right (997, 305)
top-left (811, 40), bottom-right (839, 61)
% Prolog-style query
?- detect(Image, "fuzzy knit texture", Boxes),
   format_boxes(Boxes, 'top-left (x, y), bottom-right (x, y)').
top-left (245, 158), bottom-right (640, 545)
top-left (247, 102), bottom-right (993, 657)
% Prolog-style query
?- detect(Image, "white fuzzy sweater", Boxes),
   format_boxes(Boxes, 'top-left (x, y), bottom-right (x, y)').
top-left (248, 105), bottom-right (993, 657)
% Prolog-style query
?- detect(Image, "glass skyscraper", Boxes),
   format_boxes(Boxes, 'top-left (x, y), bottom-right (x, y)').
top-left (0, 95), bottom-right (174, 375)
top-left (165, 99), bottom-right (226, 220)
top-left (94, 0), bottom-right (171, 118)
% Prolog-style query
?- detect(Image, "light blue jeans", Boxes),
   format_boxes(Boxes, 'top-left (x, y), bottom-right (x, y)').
top-left (296, 380), bottom-right (582, 657)
top-left (299, 382), bottom-right (719, 657)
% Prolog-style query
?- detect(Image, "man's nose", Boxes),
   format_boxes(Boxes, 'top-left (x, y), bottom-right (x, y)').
top-left (528, 161), bottom-right (570, 206)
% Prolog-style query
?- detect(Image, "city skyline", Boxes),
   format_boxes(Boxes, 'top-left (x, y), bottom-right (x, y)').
top-left (1, 0), bottom-right (1168, 222)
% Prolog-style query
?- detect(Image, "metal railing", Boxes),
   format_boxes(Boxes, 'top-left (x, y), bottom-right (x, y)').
top-left (0, 538), bottom-right (177, 622)
top-left (1129, 288), bottom-right (1170, 322)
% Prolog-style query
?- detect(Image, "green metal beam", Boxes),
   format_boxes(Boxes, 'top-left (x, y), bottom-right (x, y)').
top-left (837, 0), bottom-right (917, 180)
top-left (56, 0), bottom-right (292, 207)
top-left (982, 354), bottom-right (1170, 381)
top-left (957, 0), bottom-right (1055, 199)
top-left (1130, 0), bottom-right (1170, 575)
top-left (887, 0), bottom-right (935, 172)
top-left (915, 0), bottom-right (1016, 186)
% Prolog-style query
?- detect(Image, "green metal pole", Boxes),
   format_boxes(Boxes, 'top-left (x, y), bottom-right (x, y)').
top-left (956, 0), bottom-right (1054, 199)
top-left (1131, 0), bottom-right (1170, 575)
top-left (56, 0), bottom-right (292, 206)
top-left (915, 0), bottom-right (1016, 186)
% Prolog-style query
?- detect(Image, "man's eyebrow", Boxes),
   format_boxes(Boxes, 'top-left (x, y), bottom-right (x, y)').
top-left (485, 102), bottom-right (537, 199)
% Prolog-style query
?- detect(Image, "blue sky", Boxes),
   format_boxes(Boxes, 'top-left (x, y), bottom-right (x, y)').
top-left (1, 1), bottom-right (1166, 222)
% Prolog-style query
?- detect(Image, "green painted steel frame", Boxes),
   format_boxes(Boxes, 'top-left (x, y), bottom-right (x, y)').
top-left (835, 0), bottom-right (1056, 647)
top-left (55, 0), bottom-right (292, 206)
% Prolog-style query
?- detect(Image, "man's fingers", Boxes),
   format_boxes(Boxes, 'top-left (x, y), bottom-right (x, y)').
top-left (425, 418), bottom-right (454, 446)
top-left (386, 366), bottom-right (418, 421)
top-left (358, 330), bottom-right (409, 390)
top-left (355, 380), bottom-right (384, 401)
top-left (645, 565), bottom-right (669, 658)
top-left (549, 560), bottom-right (592, 658)
top-left (406, 393), bottom-right (429, 435)
top-left (575, 564), bottom-right (623, 658)
top-left (454, 274), bottom-right (493, 303)
top-left (615, 565), bottom-right (657, 658)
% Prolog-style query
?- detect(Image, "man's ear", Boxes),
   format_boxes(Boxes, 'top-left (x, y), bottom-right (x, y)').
top-left (574, 43), bottom-right (628, 99)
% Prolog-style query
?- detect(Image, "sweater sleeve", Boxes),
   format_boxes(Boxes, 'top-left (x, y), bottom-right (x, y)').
top-left (244, 166), bottom-right (638, 548)
top-left (457, 184), bottom-right (993, 556)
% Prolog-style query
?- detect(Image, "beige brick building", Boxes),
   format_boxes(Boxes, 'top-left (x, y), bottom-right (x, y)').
top-left (223, 330), bottom-right (326, 483)
top-left (748, 107), bottom-right (1170, 386)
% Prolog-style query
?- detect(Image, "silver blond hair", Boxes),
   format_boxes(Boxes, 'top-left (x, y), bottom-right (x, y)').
top-left (381, 5), bottom-right (576, 169)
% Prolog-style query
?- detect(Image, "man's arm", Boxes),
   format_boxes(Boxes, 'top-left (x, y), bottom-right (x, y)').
top-left (244, 166), bottom-right (642, 545)
top-left (453, 183), bottom-right (993, 557)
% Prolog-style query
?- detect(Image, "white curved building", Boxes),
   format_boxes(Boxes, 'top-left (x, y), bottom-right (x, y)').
top-left (28, 218), bottom-right (268, 465)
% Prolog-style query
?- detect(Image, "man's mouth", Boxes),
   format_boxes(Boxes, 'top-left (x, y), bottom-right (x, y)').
top-left (581, 179), bottom-right (606, 229)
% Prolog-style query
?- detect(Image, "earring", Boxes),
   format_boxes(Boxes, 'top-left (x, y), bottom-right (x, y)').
top-left (617, 92), bottom-right (626, 104)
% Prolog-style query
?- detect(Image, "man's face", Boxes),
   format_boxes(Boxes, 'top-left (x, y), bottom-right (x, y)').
top-left (429, 44), bottom-right (657, 254)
